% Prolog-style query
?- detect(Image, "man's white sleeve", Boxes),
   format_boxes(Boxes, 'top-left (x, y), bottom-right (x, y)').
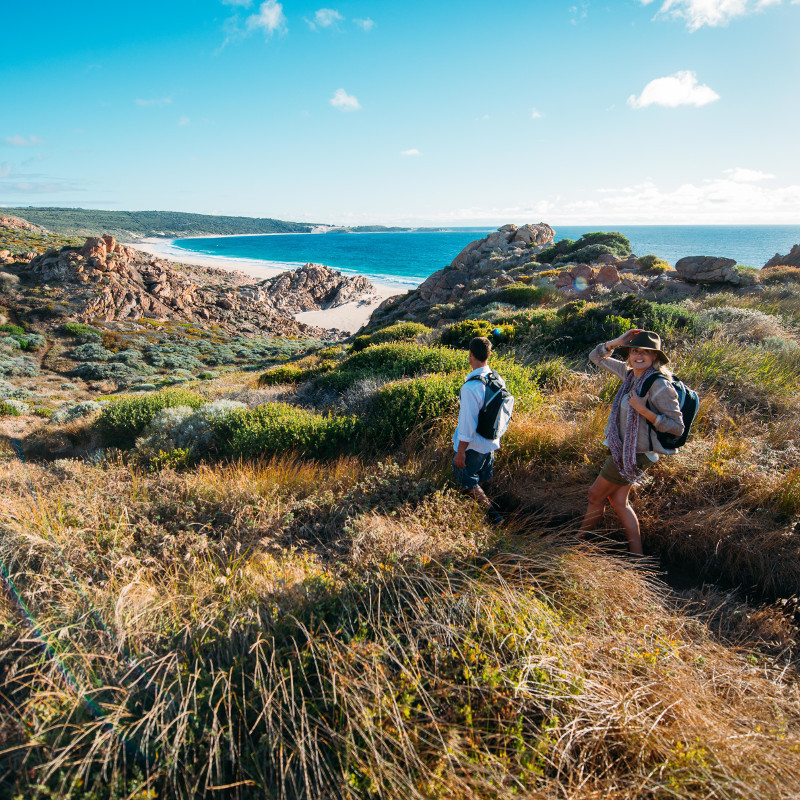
top-left (456, 384), bottom-right (481, 444)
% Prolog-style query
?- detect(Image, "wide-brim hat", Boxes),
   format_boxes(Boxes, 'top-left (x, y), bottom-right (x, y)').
top-left (617, 330), bottom-right (669, 364)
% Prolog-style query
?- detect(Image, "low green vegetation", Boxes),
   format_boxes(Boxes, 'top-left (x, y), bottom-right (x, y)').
top-left (2, 207), bottom-right (316, 238)
top-left (538, 231), bottom-right (633, 265)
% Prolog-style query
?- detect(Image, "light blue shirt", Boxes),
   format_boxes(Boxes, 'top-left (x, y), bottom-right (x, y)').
top-left (452, 366), bottom-right (503, 454)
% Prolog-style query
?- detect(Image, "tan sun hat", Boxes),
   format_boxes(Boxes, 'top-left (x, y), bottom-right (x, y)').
top-left (617, 330), bottom-right (669, 364)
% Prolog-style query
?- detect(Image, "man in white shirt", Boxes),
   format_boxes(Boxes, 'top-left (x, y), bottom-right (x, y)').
top-left (453, 336), bottom-right (505, 524)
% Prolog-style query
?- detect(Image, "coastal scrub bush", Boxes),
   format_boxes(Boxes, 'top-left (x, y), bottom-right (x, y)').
top-left (538, 231), bottom-right (632, 265)
top-left (761, 266), bottom-right (800, 285)
top-left (0, 399), bottom-right (24, 416)
top-left (637, 254), bottom-right (671, 273)
top-left (351, 321), bottom-right (430, 352)
top-left (310, 344), bottom-right (468, 394)
top-left (62, 321), bottom-right (102, 338)
top-left (97, 388), bottom-right (205, 448)
top-left (135, 400), bottom-right (248, 462)
top-left (497, 283), bottom-right (550, 307)
top-left (371, 355), bottom-right (542, 446)
top-left (13, 332), bottom-right (46, 351)
top-left (372, 373), bottom-right (463, 445)
top-left (68, 361), bottom-right (143, 385)
top-left (440, 319), bottom-right (516, 350)
top-left (71, 342), bottom-right (114, 361)
top-left (258, 364), bottom-right (312, 386)
top-left (0, 354), bottom-right (39, 377)
top-left (213, 402), bottom-right (362, 459)
top-left (51, 400), bottom-right (104, 424)
top-left (0, 324), bottom-right (25, 335)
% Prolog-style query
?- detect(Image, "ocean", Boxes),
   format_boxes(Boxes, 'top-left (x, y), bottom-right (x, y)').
top-left (171, 225), bottom-right (800, 288)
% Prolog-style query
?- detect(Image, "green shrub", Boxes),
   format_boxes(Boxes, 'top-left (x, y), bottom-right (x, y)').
top-left (440, 319), bottom-right (516, 350)
top-left (213, 403), bottom-right (362, 460)
top-left (351, 322), bottom-right (430, 352)
top-left (313, 344), bottom-right (469, 394)
top-left (258, 363), bottom-right (318, 386)
top-left (0, 399), bottom-right (22, 417)
top-left (62, 322), bottom-right (102, 338)
top-left (97, 389), bottom-right (205, 448)
top-left (637, 254), bottom-right (671, 273)
top-left (0, 324), bottom-right (25, 336)
top-left (539, 231), bottom-right (632, 265)
top-left (372, 373), bottom-right (463, 445)
top-left (371, 355), bottom-right (542, 446)
top-left (497, 283), bottom-right (550, 307)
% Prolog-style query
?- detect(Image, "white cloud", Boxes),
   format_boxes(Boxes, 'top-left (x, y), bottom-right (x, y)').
top-left (401, 148), bottom-right (421, 156)
top-left (628, 70), bottom-right (719, 108)
top-left (639, 0), bottom-right (784, 30)
top-left (178, 116), bottom-right (191, 126)
top-left (309, 8), bottom-right (343, 29)
top-left (135, 97), bottom-right (172, 107)
top-left (354, 17), bottom-right (375, 31)
top-left (724, 167), bottom-right (775, 182)
top-left (531, 108), bottom-right (543, 119)
top-left (330, 88), bottom-right (361, 111)
top-left (246, 0), bottom-right (287, 36)
top-left (4, 135), bottom-right (43, 147)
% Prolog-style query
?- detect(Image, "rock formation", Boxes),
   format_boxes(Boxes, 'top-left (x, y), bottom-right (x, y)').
top-left (0, 215), bottom-right (47, 233)
top-left (675, 256), bottom-right (741, 285)
top-left (374, 223), bottom-right (555, 323)
top-left (764, 244), bottom-right (800, 270)
top-left (21, 236), bottom-right (376, 337)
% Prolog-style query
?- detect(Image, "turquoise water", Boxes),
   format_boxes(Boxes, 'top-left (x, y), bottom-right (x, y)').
top-left (172, 225), bottom-right (800, 287)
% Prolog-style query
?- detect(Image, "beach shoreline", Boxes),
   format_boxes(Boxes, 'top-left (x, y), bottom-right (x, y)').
top-left (128, 237), bottom-right (406, 334)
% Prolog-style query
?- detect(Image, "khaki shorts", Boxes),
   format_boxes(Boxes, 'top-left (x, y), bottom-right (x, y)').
top-left (599, 453), bottom-right (653, 485)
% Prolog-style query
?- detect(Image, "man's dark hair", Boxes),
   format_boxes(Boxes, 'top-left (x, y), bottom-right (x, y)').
top-left (469, 336), bottom-right (492, 363)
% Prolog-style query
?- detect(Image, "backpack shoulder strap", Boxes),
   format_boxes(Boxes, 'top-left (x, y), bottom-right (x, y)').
top-left (639, 372), bottom-right (667, 397)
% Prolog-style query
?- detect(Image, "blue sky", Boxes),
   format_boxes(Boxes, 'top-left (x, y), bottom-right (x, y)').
top-left (1, 0), bottom-right (798, 225)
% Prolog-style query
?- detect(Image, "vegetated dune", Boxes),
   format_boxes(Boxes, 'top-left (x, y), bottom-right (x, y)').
top-left (2, 226), bottom-right (800, 799)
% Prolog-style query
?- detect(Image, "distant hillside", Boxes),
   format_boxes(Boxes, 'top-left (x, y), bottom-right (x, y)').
top-left (1, 207), bottom-right (318, 239)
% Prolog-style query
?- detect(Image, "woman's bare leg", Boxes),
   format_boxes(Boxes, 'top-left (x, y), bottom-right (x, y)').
top-left (581, 475), bottom-right (619, 533)
top-left (608, 483), bottom-right (643, 555)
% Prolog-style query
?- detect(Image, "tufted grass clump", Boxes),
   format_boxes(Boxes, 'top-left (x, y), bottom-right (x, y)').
top-left (676, 336), bottom-right (800, 410)
top-left (351, 321), bottom-right (430, 352)
top-left (497, 282), bottom-right (552, 307)
top-left (96, 388), bottom-right (206, 448)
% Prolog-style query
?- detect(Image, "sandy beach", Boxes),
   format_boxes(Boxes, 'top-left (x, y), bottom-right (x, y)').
top-left (130, 238), bottom-right (407, 334)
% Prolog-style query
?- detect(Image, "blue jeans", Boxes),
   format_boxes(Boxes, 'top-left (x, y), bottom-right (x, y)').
top-left (453, 449), bottom-right (494, 490)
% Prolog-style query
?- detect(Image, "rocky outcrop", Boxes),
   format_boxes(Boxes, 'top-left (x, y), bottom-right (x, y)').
top-left (764, 244), bottom-right (800, 269)
top-left (373, 223), bottom-right (555, 323)
top-left (262, 263), bottom-right (376, 313)
top-left (0, 215), bottom-right (47, 233)
top-left (675, 256), bottom-right (741, 285)
top-left (22, 237), bottom-right (376, 337)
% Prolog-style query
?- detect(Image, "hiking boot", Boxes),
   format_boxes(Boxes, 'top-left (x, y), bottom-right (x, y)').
top-left (485, 508), bottom-right (503, 526)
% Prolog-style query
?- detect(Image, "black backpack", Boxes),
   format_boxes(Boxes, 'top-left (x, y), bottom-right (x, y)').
top-left (639, 373), bottom-right (699, 450)
top-left (465, 370), bottom-right (515, 440)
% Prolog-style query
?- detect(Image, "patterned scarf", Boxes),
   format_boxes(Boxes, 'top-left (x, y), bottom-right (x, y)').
top-left (606, 366), bottom-right (656, 484)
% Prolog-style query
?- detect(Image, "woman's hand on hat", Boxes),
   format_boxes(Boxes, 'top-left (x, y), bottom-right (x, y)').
top-left (608, 329), bottom-right (643, 349)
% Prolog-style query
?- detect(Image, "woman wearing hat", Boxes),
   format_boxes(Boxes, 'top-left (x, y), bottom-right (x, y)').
top-left (581, 329), bottom-right (684, 555)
